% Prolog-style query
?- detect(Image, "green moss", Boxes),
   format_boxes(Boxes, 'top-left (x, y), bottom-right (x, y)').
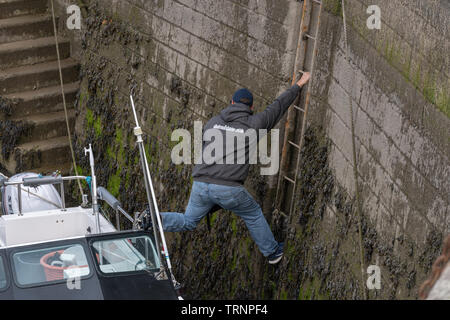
top-left (423, 75), bottom-right (436, 104)
top-left (298, 282), bottom-right (313, 300)
top-left (297, 287), bottom-right (303, 300)
top-left (106, 145), bottom-right (115, 161)
top-left (296, 274), bottom-right (326, 300)
top-left (401, 58), bottom-right (412, 80)
top-left (384, 41), bottom-right (393, 64)
top-left (350, 14), bottom-right (449, 119)
top-left (176, 163), bottom-right (184, 174)
top-left (231, 253), bottom-right (237, 271)
top-left (93, 117), bottom-right (102, 137)
top-left (210, 212), bottom-right (218, 225)
top-left (414, 69), bottom-right (450, 118)
top-left (436, 89), bottom-right (450, 117)
top-left (75, 165), bottom-right (85, 176)
top-left (231, 216), bottom-right (237, 235)
top-left (107, 171), bottom-right (121, 197)
top-left (287, 270), bottom-right (294, 282)
top-left (280, 289), bottom-right (288, 300)
top-left (323, 0), bottom-right (342, 16)
top-left (211, 247), bottom-right (219, 261)
top-left (86, 108), bottom-right (94, 127)
top-left (285, 241), bottom-right (296, 257)
top-left (115, 128), bottom-right (123, 144)
top-left (78, 91), bottom-right (88, 108)
top-left (144, 143), bottom-right (152, 165)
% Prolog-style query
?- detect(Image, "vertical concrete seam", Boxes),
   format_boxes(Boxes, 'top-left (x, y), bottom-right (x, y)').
top-left (341, 0), bottom-right (367, 300)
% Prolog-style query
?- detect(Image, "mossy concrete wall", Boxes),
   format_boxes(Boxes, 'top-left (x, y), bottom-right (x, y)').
top-left (295, 0), bottom-right (450, 299)
top-left (64, 0), bottom-right (449, 299)
top-left (67, 0), bottom-right (301, 299)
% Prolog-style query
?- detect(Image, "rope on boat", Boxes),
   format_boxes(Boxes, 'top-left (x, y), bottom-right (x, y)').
top-left (18, 187), bottom-right (61, 208)
top-left (49, 0), bottom-right (83, 197)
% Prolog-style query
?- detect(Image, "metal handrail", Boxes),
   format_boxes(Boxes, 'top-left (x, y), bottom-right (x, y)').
top-left (2, 176), bottom-right (88, 186)
top-left (2, 175), bottom-right (88, 215)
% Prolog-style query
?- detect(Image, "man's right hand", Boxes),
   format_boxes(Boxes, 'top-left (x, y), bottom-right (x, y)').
top-left (296, 72), bottom-right (311, 87)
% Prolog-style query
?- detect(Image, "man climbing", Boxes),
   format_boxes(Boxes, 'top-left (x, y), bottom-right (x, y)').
top-left (159, 72), bottom-right (311, 264)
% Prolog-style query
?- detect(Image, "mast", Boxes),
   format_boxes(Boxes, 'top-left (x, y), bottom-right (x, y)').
top-left (85, 144), bottom-right (101, 233)
top-left (130, 95), bottom-right (175, 281)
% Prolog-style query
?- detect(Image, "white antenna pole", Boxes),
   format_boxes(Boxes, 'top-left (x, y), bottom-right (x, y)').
top-left (130, 95), bottom-right (175, 276)
top-left (84, 144), bottom-right (100, 233)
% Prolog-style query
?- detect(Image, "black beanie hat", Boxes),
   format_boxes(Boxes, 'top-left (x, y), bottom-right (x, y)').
top-left (232, 88), bottom-right (253, 107)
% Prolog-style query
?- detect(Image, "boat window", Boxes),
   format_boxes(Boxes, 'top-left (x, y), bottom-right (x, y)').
top-left (12, 244), bottom-right (90, 286)
top-left (0, 256), bottom-right (7, 289)
top-left (92, 235), bottom-right (160, 274)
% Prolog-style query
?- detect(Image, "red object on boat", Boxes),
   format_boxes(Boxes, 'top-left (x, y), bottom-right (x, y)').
top-left (40, 250), bottom-right (65, 281)
top-left (40, 250), bottom-right (87, 281)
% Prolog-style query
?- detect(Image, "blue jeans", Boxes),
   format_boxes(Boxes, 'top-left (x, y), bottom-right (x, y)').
top-left (160, 181), bottom-right (278, 257)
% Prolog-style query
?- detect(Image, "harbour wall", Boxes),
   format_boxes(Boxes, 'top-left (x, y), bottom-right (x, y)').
top-left (57, 0), bottom-right (449, 299)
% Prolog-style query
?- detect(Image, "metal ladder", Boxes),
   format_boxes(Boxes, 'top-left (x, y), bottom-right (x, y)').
top-left (275, 0), bottom-right (323, 217)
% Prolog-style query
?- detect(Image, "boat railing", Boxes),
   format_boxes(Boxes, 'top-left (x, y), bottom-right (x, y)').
top-left (2, 175), bottom-right (88, 215)
top-left (1, 174), bottom-right (136, 234)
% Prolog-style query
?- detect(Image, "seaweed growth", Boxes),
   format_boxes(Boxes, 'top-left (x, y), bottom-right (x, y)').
top-left (170, 76), bottom-right (190, 108)
top-left (295, 126), bottom-right (335, 226)
top-left (0, 96), bottom-right (13, 117)
top-left (71, 2), bottom-right (194, 229)
top-left (0, 120), bottom-right (32, 159)
top-left (69, 0), bottom-right (440, 301)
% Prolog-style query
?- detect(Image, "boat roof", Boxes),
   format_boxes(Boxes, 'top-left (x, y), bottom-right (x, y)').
top-left (0, 207), bottom-right (116, 248)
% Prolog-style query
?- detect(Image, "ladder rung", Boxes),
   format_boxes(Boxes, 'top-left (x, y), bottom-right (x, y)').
top-left (293, 105), bottom-right (305, 112)
top-left (303, 33), bottom-right (316, 41)
top-left (312, 0), bottom-right (322, 5)
top-left (288, 140), bottom-right (301, 149)
top-left (278, 210), bottom-right (288, 218)
top-left (283, 176), bottom-right (296, 184)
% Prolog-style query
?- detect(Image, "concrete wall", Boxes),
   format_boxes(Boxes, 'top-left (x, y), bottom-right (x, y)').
top-left (67, 0), bottom-right (302, 299)
top-left (284, 0), bottom-right (450, 299)
top-left (66, 0), bottom-right (449, 299)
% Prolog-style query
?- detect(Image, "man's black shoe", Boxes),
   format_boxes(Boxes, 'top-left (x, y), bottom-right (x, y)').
top-left (268, 242), bottom-right (284, 264)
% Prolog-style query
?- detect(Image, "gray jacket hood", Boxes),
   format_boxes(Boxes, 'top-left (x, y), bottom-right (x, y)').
top-left (219, 103), bottom-right (253, 123)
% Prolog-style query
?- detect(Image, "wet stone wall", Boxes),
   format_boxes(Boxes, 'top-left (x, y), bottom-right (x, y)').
top-left (65, 0), bottom-right (449, 299)
top-left (68, 0), bottom-right (301, 299)
top-left (296, 0), bottom-right (450, 299)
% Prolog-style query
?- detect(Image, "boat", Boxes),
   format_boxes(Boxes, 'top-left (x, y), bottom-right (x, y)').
top-left (0, 97), bottom-right (182, 300)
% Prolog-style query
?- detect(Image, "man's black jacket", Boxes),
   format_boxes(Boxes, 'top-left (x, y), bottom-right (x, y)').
top-left (192, 84), bottom-right (302, 186)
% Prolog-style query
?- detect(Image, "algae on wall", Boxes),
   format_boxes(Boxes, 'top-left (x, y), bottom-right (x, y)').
top-left (0, 97), bottom-right (35, 175)
top-left (72, 0), bottom-right (287, 299)
top-left (71, 0), bottom-right (447, 300)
